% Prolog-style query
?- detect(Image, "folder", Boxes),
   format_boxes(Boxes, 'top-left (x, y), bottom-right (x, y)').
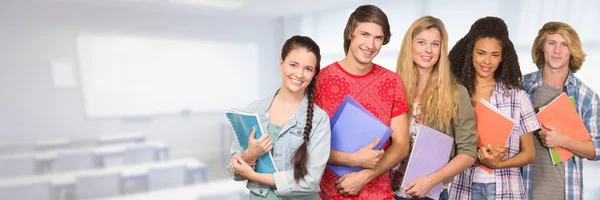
top-left (474, 99), bottom-right (516, 173)
top-left (225, 108), bottom-right (278, 173)
top-left (401, 125), bottom-right (454, 200)
top-left (327, 95), bottom-right (394, 177)
top-left (537, 93), bottom-right (590, 165)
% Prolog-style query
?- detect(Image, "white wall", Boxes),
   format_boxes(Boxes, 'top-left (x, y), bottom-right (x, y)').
top-left (0, 0), bottom-right (283, 162)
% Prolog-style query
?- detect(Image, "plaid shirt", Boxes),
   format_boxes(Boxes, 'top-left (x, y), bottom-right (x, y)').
top-left (449, 82), bottom-right (540, 200)
top-left (521, 69), bottom-right (600, 200)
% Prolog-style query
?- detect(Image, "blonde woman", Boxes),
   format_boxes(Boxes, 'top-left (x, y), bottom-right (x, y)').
top-left (390, 16), bottom-right (478, 200)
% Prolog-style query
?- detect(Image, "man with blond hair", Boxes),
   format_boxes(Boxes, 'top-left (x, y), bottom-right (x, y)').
top-left (522, 22), bottom-right (600, 200)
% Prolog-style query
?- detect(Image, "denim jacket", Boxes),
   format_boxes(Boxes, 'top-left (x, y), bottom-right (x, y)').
top-left (226, 90), bottom-right (331, 197)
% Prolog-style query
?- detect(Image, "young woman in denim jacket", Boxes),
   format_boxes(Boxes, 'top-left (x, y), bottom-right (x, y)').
top-left (227, 35), bottom-right (331, 199)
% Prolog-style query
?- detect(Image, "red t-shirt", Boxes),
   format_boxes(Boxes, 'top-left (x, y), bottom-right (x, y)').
top-left (315, 62), bottom-right (409, 200)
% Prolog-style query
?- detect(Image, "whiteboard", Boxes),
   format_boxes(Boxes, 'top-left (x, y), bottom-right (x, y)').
top-left (77, 34), bottom-right (260, 118)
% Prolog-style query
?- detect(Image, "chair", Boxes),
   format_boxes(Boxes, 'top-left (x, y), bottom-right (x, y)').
top-left (0, 155), bottom-right (37, 178)
top-left (123, 145), bottom-right (155, 165)
top-left (52, 151), bottom-right (94, 172)
top-left (101, 155), bottom-right (125, 167)
top-left (0, 181), bottom-right (51, 200)
top-left (147, 164), bottom-right (187, 191)
top-left (75, 171), bottom-right (121, 199)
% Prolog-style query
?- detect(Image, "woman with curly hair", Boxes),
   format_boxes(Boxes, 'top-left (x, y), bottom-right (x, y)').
top-left (448, 17), bottom-right (540, 200)
top-left (390, 16), bottom-right (478, 200)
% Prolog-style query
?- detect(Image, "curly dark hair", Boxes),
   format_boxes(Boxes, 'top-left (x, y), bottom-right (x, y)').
top-left (449, 16), bottom-right (522, 96)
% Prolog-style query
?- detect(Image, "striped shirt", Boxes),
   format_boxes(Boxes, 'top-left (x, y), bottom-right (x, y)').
top-left (449, 82), bottom-right (540, 200)
top-left (522, 69), bottom-right (600, 200)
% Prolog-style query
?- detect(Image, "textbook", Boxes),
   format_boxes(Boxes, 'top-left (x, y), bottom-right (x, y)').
top-left (401, 125), bottom-right (454, 200)
top-left (328, 95), bottom-right (394, 177)
top-left (474, 99), bottom-right (516, 173)
top-left (537, 93), bottom-right (590, 165)
top-left (225, 108), bottom-right (278, 173)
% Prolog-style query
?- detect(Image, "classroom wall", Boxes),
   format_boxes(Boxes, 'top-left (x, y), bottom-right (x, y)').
top-left (0, 0), bottom-right (283, 162)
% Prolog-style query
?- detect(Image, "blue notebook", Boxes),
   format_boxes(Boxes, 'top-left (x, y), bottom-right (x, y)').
top-left (401, 125), bottom-right (453, 200)
top-left (225, 109), bottom-right (278, 173)
top-left (328, 95), bottom-right (393, 177)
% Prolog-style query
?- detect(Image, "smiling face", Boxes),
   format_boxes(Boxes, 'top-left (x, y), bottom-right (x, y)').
top-left (412, 28), bottom-right (441, 71)
top-left (279, 48), bottom-right (317, 94)
top-left (472, 37), bottom-right (503, 79)
top-left (542, 33), bottom-right (571, 71)
top-left (346, 22), bottom-right (385, 69)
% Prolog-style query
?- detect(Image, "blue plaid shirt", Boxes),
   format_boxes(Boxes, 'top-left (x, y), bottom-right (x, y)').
top-left (521, 69), bottom-right (600, 200)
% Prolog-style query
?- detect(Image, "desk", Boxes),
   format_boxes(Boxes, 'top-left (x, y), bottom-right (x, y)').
top-left (0, 158), bottom-right (208, 197)
top-left (99, 133), bottom-right (145, 145)
top-left (0, 142), bottom-right (169, 173)
top-left (100, 179), bottom-right (248, 200)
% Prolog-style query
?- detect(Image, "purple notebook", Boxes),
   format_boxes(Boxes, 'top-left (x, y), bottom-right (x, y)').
top-left (328, 95), bottom-right (393, 177)
top-left (401, 125), bottom-right (453, 200)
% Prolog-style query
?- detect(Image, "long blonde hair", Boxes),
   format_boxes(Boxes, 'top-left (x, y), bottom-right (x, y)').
top-left (396, 16), bottom-right (458, 133)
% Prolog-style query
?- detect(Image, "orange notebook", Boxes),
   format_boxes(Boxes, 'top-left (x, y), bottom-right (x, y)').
top-left (537, 92), bottom-right (591, 164)
top-left (474, 99), bottom-right (516, 173)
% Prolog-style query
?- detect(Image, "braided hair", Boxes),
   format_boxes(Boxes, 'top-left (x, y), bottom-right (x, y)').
top-left (281, 35), bottom-right (321, 182)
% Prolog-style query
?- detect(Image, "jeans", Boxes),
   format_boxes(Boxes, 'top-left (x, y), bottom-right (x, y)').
top-left (470, 183), bottom-right (496, 200)
top-left (394, 189), bottom-right (448, 200)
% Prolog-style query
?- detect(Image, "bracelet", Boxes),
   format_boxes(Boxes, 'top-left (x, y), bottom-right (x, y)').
top-left (240, 151), bottom-right (257, 167)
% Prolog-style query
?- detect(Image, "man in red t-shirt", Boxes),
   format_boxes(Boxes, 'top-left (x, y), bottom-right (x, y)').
top-left (315, 5), bottom-right (410, 200)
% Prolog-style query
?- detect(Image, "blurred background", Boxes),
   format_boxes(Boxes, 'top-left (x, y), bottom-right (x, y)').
top-left (0, 0), bottom-right (599, 199)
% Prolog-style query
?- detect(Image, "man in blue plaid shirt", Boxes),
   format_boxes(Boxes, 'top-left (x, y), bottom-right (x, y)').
top-left (522, 22), bottom-right (600, 200)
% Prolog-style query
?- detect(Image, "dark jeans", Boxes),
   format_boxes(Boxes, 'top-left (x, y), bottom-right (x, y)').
top-left (394, 189), bottom-right (448, 200)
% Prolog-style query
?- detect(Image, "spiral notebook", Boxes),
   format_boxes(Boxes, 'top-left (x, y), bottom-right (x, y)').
top-left (225, 108), bottom-right (278, 173)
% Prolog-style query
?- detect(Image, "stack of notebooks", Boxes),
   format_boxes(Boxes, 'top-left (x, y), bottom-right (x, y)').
top-left (328, 95), bottom-right (393, 177)
top-left (225, 108), bottom-right (278, 173)
top-left (537, 93), bottom-right (591, 165)
top-left (474, 99), bottom-right (516, 173)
